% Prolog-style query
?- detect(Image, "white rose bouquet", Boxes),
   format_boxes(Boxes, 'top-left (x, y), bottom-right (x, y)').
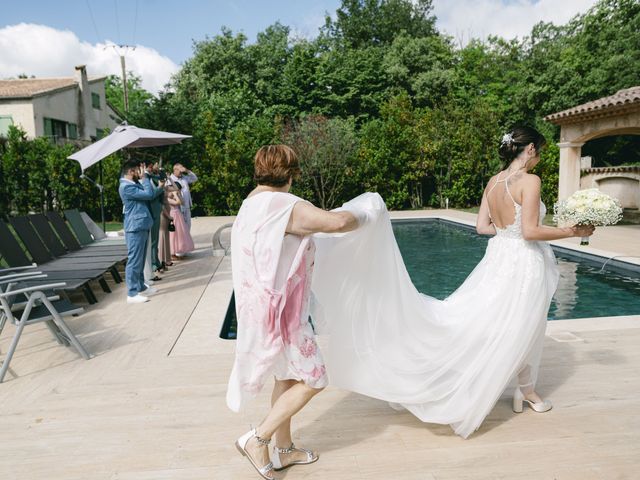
top-left (553, 188), bottom-right (623, 245)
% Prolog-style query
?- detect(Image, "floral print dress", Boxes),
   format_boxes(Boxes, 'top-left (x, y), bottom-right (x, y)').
top-left (226, 191), bottom-right (328, 412)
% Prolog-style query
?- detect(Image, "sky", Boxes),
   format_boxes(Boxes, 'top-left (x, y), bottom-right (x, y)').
top-left (0, 0), bottom-right (599, 94)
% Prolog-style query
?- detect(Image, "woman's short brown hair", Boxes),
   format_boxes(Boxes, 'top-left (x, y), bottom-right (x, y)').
top-left (253, 145), bottom-right (301, 187)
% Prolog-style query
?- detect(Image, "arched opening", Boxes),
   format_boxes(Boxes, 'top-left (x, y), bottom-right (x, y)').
top-left (581, 134), bottom-right (640, 168)
top-left (545, 87), bottom-right (640, 218)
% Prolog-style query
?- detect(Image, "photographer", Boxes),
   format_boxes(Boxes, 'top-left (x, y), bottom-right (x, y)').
top-left (145, 161), bottom-right (166, 276)
top-left (119, 161), bottom-right (162, 304)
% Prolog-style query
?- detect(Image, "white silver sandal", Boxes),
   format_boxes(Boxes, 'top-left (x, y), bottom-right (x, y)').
top-left (235, 428), bottom-right (274, 479)
top-left (270, 442), bottom-right (319, 471)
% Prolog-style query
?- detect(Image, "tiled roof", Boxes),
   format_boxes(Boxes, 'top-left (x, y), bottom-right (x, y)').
top-left (582, 165), bottom-right (640, 174)
top-left (545, 86), bottom-right (640, 124)
top-left (0, 76), bottom-right (106, 99)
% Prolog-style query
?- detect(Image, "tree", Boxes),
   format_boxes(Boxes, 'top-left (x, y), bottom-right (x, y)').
top-left (357, 93), bottom-right (422, 208)
top-left (325, 0), bottom-right (437, 48)
top-left (383, 32), bottom-right (456, 107)
top-left (104, 72), bottom-right (153, 122)
top-left (284, 115), bottom-right (359, 209)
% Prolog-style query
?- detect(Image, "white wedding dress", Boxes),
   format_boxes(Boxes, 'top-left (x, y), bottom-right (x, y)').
top-left (310, 181), bottom-right (559, 438)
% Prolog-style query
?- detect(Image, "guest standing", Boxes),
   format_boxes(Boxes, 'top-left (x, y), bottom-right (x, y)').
top-left (168, 183), bottom-right (194, 258)
top-left (118, 161), bottom-right (159, 304)
top-left (169, 163), bottom-right (197, 234)
top-left (145, 161), bottom-right (165, 275)
top-left (158, 183), bottom-right (175, 270)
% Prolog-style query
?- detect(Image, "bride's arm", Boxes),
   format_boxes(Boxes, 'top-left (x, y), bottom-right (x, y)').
top-left (476, 192), bottom-right (496, 235)
top-left (520, 175), bottom-right (594, 241)
top-left (286, 202), bottom-right (359, 236)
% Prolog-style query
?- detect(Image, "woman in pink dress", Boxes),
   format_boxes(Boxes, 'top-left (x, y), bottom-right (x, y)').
top-left (168, 183), bottom-right (194, 257)
top-left (229, 145), bottom-right (362, 479)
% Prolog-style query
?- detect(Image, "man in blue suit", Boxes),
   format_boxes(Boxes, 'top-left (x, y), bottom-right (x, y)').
top-left (119, 161), bottom-right (164, 304)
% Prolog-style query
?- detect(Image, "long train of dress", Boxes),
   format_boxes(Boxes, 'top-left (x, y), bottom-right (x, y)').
top-left (310, 192), bottom-right (559, 438)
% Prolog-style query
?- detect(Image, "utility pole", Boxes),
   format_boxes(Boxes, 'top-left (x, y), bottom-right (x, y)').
top-left (107, 44), bottom-right (136, 114)
top-left (120, 54), bottom-right (129, 113)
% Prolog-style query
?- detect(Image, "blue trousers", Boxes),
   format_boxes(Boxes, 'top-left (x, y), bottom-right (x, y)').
top-left (125, 229), bottom-right (149, 297)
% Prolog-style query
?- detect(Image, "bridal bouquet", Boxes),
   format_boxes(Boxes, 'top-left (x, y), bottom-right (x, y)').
top-left (553, 188), bottom-right (623, 245)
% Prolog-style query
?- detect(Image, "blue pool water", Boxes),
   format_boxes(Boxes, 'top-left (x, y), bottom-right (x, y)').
top-left (393, 220), bottom-right (640, 320)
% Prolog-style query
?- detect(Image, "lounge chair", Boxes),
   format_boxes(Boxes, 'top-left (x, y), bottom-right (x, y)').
top-left (64, 209), bottom-right (126, 247)
top-left (0, 220), bottom-right (101, 304)
top-left (28, 214), bottom-right (126, 267)
top-left (9, 217), bottom-right (119, 289)
top-left (46, 211), bottom-right (126, 257)
top-left (0, 273), bottom-right (90, 383)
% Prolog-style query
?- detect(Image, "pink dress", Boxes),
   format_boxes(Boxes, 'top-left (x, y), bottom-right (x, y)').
top-left (226, 191), bottom-right (328, 412)
top-left (170, 206), bottom-right (195, 255)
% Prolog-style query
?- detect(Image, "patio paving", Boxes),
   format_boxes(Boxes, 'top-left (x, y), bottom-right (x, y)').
top-left (0, 212), bottom-right (638, 480)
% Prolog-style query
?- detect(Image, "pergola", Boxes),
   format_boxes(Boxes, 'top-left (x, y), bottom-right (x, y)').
top-left (545, 86), bottom-right (640, 201)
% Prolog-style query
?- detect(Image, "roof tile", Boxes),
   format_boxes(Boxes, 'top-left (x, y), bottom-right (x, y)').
top-left (0, 77), bottom-right (105, 99)
top-left (545, 86), bottom-right (640, 124)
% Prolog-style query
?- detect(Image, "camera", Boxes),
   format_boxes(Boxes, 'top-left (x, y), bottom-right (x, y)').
top-left (158, 169), bottom-right (167, 181)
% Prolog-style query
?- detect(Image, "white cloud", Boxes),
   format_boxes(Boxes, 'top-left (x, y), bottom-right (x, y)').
top-left (0, 23), bottom-right (179, 94)
top-left (289, 11), bottom-right (332, 42)
top-left (432, 0), bottom-right (599, 46)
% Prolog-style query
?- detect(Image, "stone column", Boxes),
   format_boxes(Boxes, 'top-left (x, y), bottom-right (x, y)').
top-left (557, 141), bottom-right (584, 201)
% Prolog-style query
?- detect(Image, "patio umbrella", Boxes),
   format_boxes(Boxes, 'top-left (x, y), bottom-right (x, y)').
top-left (68, 122), bottom-right (192, 231)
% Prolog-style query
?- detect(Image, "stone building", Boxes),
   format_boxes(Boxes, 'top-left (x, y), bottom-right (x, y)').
top-left (545, 87), bottom-right (640, 213)
top-left (0, 66), bottom-right (121, 143)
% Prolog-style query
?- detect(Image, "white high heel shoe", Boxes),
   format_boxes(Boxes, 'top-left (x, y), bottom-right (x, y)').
top-left (512, 388), bottom-right (553, 413)
top-left (235, 428), bottom-right (274, 479)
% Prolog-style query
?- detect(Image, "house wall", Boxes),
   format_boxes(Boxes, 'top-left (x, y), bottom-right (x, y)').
top-left (31, 81), bottom-right (116, 139)
top-left (31, 88), bottom-right (78, 137)
top-left (0, 100), bottom-right (35, 136)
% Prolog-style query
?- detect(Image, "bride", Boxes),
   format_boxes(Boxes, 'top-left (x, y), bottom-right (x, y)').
top-left (311, 126), bottom-right (595, 438)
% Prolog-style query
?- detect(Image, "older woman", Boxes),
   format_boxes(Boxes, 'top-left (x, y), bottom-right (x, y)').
top-left (229, 145), bottom-right (361, 479)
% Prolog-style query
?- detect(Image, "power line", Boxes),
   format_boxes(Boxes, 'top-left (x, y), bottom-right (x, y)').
top-left (114, 0), bottom-right (121, 44)
top-left (132, 0), bottom-right (139, 45)
top-left (85, 0), bottom-right (102, 42)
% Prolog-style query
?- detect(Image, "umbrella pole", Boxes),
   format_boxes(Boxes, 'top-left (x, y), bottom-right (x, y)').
top-left (99, 161), bottom-right (106, 233)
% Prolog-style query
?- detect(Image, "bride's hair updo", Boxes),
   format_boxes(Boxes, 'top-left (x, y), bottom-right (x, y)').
top-left (498, 126), bottom-right (547, 165)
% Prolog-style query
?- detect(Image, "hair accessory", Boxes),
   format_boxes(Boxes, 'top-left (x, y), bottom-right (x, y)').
top-left (501, 132), bottom-right (514, 146)
top-left (501, 132), bottom-right (514, 145)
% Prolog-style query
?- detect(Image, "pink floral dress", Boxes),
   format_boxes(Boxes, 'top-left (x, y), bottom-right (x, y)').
top-left (226, 192), bottom-right (328, 412)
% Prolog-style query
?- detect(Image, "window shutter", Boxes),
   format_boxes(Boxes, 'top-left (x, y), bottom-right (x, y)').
top-left (44, 117), bottom-right (53, 136)
top-left (0, 116), bottom-right (13, 136)
top-left (68, 123), bottom-right (78, 139)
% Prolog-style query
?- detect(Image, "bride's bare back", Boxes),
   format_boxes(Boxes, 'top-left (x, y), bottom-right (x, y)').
top-left (484, 170), bottom-right (528, 229)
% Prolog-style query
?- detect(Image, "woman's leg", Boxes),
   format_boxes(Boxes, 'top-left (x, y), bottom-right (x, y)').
top-left (518, 364), bottom-right (543, 403)
top-left (244, 381), bottom-right (323, 470)
top-left (269, 379), bottom-right (319, 466)
top-left (271, 379), bottom-right (297, 446)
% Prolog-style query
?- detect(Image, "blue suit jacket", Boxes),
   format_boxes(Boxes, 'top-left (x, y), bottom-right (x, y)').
top-left (119, 176), bottom-right (156, 232)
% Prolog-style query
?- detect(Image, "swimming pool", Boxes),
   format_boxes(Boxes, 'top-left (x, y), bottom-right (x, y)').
top-left (220, 218), bottom-right (640, 338)
top-left (394, 219), bottom-right (640, 320)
